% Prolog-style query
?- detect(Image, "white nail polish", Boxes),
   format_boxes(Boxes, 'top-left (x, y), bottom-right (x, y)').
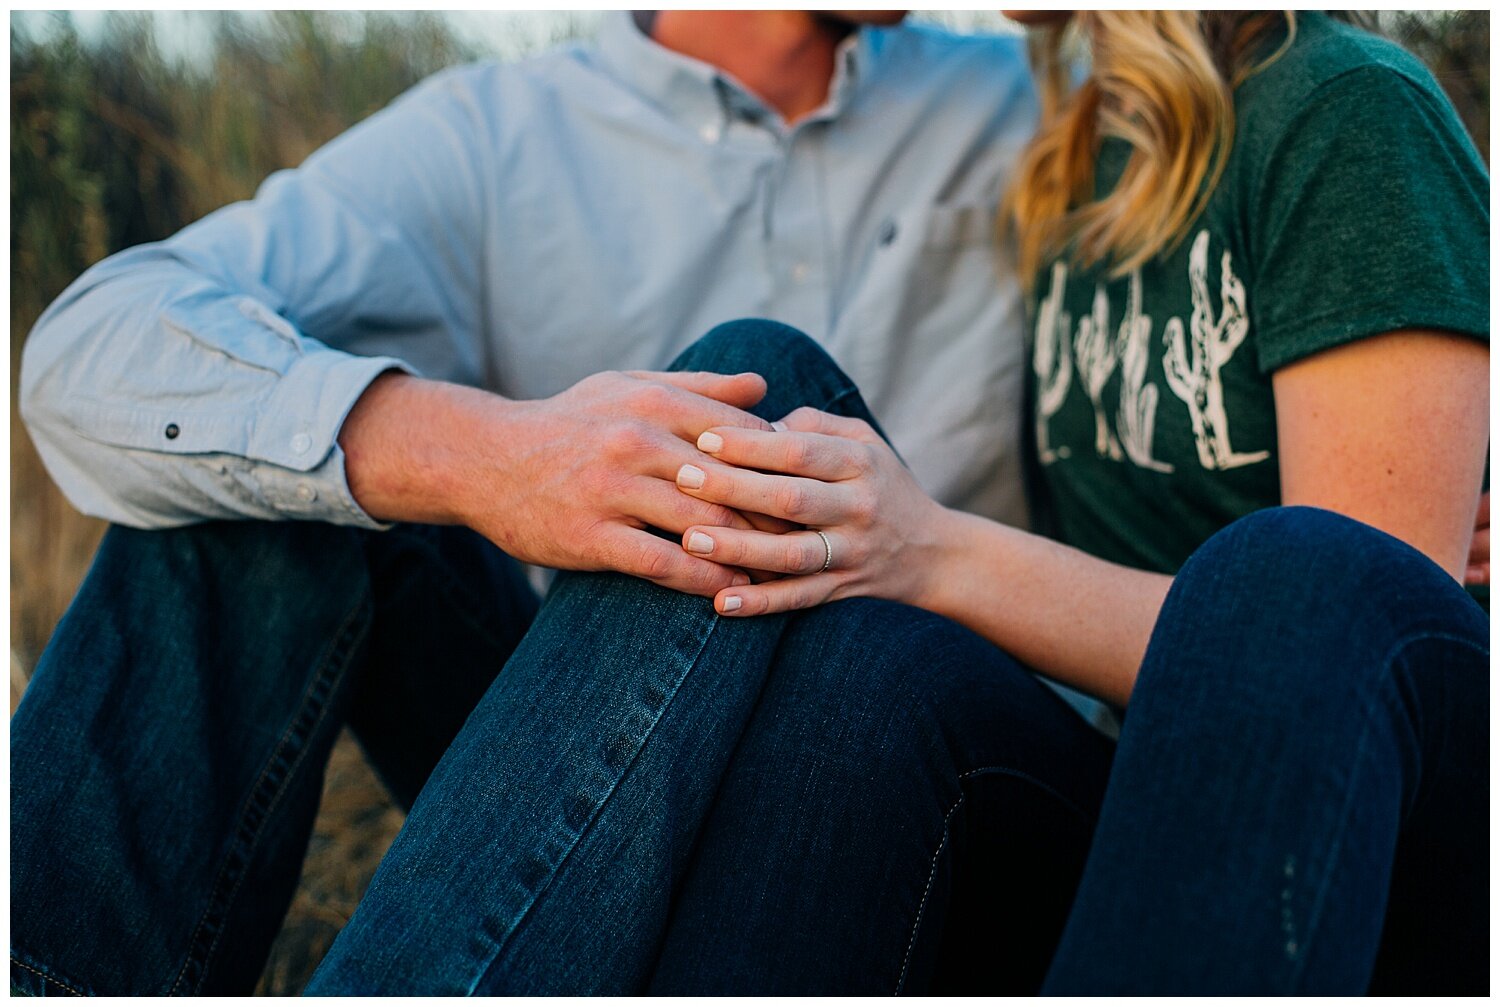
top-left (721, 595), bottom-right (743, 612)
top-left (687, 531), bottom-right (715, 554)
top-left (771, 421), bottom-right (788, 432)
top-left (697, 431), bottom-right (724, 453)
top-left (677, 464), bottom-right (706, 489)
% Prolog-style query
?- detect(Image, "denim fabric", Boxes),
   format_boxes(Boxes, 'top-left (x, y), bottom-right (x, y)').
top-left (303, 321), bottom-right (910, 994)
top-left (646, 599), bottom-right (1115, 995)
top-left (9, 521), bottom-right (539, 995)
top-left (1041, 507), bottom-right (1489, 994)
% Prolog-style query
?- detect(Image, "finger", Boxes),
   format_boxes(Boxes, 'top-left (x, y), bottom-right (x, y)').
top-left (613, 476), bottom-right (754, 535)
top-left (775, 406), bottom-right (882, 445)
top-left (628, 370), bottom-right (769, 412)
top-left (1464, 561), bottom-right (1489, 587)
top-left (1468, 526), bottom-right (1489, 565)
top-left (607, 528), bottom-right (750, 597)
top-left (676, 460), bottom-right (852, 525)
top-left (713, 573), bottom-right (840, 616)
top-left (683, 525), bottom-right (835, 576)
top-left (696, 426), bottom-right (869, 481)
top-left (1477, 490), bottom-right (1490, 528)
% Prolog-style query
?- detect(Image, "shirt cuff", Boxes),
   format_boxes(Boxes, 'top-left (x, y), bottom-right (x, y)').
top-left (248, 346), bottom-right (417, 526)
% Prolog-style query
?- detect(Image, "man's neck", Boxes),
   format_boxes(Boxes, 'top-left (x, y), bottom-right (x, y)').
top-left (648, 11), bottom-right (849, 124)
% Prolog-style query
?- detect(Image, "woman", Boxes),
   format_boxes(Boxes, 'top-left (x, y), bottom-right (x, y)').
top-left (650, 10), bottom-right (1488, 994)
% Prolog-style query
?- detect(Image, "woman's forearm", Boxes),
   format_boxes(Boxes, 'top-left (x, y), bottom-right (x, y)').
top-left (919, 508), bottom-right (1172, 708)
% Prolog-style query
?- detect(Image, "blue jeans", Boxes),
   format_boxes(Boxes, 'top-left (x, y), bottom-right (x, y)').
top-left (12, 320), bottom-right (1487, 994)
top-left (644, 511), bottom-right (1488, 994)
top-left (11, 320), bottom-right (1107, 995)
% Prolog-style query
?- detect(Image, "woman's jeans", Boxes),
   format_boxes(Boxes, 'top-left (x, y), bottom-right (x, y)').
top-left (11, 320), bottom-right (1488, 995)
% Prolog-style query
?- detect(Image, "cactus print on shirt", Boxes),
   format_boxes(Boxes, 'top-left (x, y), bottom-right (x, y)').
top-left (1028, 13), bottom-right (1489, 575)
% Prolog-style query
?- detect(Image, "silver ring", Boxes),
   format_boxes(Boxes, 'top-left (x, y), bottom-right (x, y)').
top-left (814, 530), bottom-right (833, 573)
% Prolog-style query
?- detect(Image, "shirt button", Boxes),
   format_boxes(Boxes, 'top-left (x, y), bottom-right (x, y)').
top-left (164, 423), bottom-right (180, 440)
top-left (791, 262), bottom-right (810, 284)
top-left (699, 123), bottom-right (721, 144)
top-left (295, 484), bottom-right (317, 503)
top-left (290, 432), bottom-right (312, 455)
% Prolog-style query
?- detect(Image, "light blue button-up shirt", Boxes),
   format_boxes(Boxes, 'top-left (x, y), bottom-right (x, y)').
top-left (20, 14), bottom-right (1038, 532)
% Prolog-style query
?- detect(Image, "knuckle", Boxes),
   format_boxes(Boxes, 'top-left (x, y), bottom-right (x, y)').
top-left (776, 484), bottom-right (809, 520)
top-left (781, 539), bottom-right (810, 573)
top-left (635, 545), bottom-right (675, 582)
top-left (782, 437), bottom-right (814, 471)
top-left (602, 421), bottom-right (654, 460)
top-left (697, 502), bottom-right (737, 528)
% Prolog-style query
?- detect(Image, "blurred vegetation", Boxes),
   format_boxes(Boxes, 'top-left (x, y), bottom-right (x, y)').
top-left (8, 8), bottom-right (1489, 995)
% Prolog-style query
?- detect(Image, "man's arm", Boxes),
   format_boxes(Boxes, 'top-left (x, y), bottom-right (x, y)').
top-left (19, 65), bottom-right (492, 530)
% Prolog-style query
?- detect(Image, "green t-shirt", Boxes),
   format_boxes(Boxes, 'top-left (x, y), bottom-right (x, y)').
top-left (1028, 13), bottom-right (1490, 576)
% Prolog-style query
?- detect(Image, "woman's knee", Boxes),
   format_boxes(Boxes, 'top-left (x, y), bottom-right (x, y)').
top-left (1146, 505), bottom-right (1486, 711)
top-left (1182, 507), bottom-right (1478, 637)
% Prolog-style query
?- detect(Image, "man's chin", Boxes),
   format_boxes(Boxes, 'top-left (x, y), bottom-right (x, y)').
top-left (816, 10), bottom-right (910, 30)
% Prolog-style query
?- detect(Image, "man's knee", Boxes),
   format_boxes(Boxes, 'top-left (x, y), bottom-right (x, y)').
top-left (670, 319), bottom-right (859, 420)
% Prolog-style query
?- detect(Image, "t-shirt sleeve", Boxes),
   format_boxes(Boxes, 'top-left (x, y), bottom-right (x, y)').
top-left (1248, 64), bottom-right (1490, 374)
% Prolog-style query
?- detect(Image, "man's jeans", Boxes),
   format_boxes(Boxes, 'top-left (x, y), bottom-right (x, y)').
top-left (10, 320), bottom-right (1110, 995)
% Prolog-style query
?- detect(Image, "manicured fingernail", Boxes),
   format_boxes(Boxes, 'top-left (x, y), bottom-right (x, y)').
top-left (697, 430), bottom-right (724, 453)
top-left (721, 595), bottom-right (743, 613)
top-left (687, 531), bottom-right (715, 554)
top-left (731, 572), bottom-right (750, 586)
top-left (677, 464), bottom-right (705, 489)
top-left (771, 421), bottom-right (788, 432)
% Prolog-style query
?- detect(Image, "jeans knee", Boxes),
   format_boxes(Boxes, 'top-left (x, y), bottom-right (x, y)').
top-left (671, 319), bottom-right (860, 420)
top-left (1152, 506), bottom-right (1484, 710)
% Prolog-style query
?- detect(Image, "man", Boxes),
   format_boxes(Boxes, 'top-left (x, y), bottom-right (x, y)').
top-left (14, 11), bottom-right (1053, 996)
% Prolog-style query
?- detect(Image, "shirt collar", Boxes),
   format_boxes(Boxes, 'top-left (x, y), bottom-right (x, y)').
top-left (595, 12), bottom-right (881, 134)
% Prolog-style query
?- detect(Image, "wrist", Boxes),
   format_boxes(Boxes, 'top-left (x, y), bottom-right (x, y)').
top-left (340, 373), bottom-right (514, 527)
top-left (904, 501), bottom-right (971, 613)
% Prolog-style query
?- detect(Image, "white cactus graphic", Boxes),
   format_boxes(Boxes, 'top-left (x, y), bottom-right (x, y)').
top-left (1113, 269), bottom-right (1173, 473)
top-left (1162, 230), bottom-right (1270, 471)
top-left (1033, 261), bottom-right (1073, 464)
top-left (1073, 279), bottom-right (1122, 460)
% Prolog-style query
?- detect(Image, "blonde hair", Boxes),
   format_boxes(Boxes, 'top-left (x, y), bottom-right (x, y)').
top-left (1004, 11), bottom-right (1294, 285)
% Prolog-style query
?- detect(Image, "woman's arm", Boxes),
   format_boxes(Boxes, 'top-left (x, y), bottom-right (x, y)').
top-left (1272, 329), bottom-right (1489, 581)
top-left (674, 328), bottom-right (1487, 706)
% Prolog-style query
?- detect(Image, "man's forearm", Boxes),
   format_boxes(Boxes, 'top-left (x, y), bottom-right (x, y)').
top-left (338, 372), bottom-right (510, 527)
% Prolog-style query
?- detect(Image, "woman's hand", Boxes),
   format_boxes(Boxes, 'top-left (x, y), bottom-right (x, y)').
top-left (673, 407), bottom-right (955, 615)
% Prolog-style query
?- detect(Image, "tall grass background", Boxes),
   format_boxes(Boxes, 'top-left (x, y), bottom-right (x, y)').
top-left (9, 10), bottom-right (1489, 994)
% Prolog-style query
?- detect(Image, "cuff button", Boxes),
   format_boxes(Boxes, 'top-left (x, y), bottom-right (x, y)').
top-left (164, 423), bottom-right (180, 440)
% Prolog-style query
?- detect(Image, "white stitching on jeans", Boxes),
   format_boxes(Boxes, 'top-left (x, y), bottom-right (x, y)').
top-left (11, 957), bottom-right (85, 996)
top-left (895, 789), bottom-right (967, 995)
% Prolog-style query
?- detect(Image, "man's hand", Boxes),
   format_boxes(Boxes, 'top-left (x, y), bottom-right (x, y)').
top-left (339, 369), bottom-right (776, 595)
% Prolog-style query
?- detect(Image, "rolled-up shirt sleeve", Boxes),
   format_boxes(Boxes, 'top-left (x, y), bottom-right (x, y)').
top-left (19, 63), bottom-right (493, 529)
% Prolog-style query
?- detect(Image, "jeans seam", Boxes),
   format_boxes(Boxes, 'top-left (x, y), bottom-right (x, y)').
top-left (1287, 630), bottom-right (1487, 991)
top-left (894, 765), bottom-right (1099, 995)
top-left (11, 955), bottom-right (87, 997)
top-left (470, 607), bottom-right (732, 994)
top-left (167, 594), bottom-right (371, 995)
